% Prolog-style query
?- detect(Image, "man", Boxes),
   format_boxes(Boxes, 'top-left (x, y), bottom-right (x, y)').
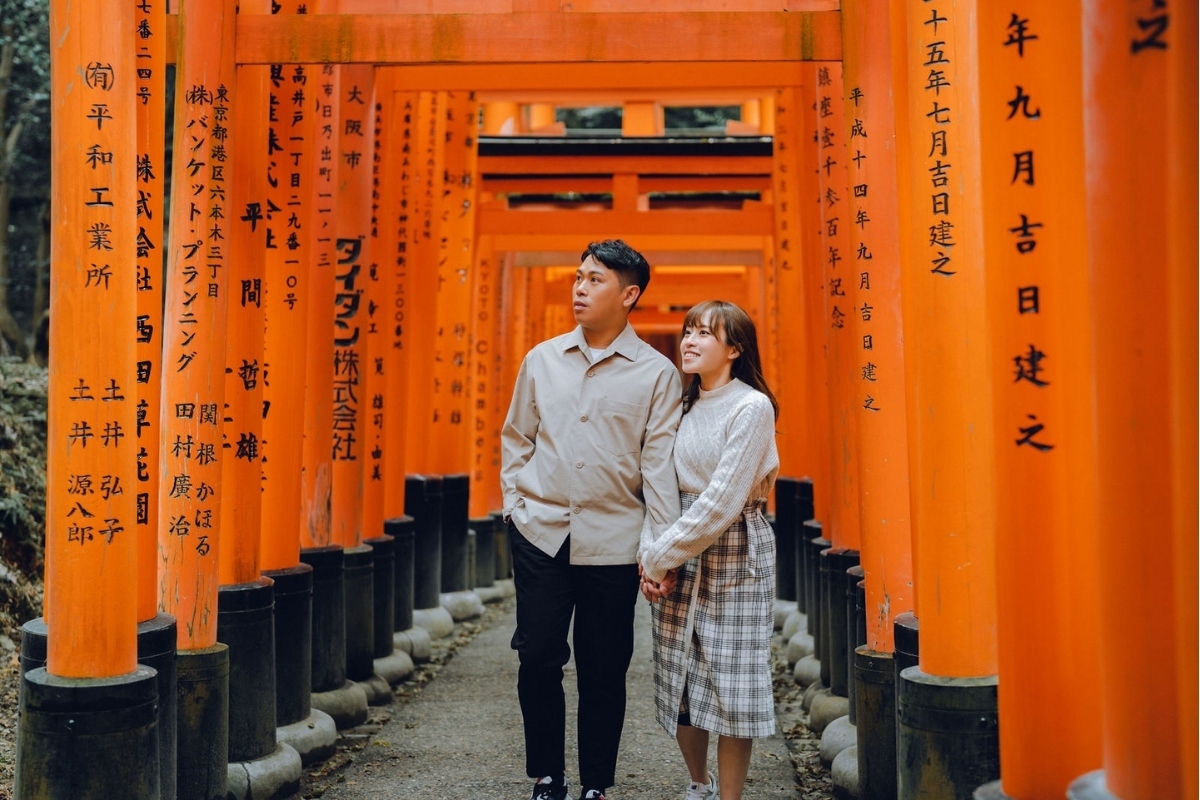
top-left (502, 240), bottom-right (683, 800)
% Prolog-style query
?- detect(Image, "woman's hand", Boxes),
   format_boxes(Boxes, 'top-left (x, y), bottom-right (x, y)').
top-left (638, 566), bottom-right (679, 604)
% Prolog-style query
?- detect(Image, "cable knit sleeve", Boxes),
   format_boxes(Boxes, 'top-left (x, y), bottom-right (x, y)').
top-left (640, 393), bottom-right (775, 584)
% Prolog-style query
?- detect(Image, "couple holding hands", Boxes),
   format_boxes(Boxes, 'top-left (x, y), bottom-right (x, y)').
top-left (502, 240), bottom-right (780, 800)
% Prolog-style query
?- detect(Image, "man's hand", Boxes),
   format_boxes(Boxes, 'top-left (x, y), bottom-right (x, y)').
top-left (637, 564), bottom-right (678, 603)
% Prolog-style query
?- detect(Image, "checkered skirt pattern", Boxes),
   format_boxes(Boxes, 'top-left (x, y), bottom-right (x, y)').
top-left (650, 492), bottom-right (777, 739)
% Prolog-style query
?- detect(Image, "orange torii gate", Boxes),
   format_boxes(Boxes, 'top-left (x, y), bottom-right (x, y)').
top-left (22, 2), bottom-right (1197, 800)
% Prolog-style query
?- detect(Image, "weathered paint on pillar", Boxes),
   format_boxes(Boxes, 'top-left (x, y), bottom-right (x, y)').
top-left (300, 61), bottom-right (339, 548)
top-left (428, 91), bottom-right (479, 476)
top-left (403, 91), bottom-right (446, 475)
top-left (134, 0), bottom-right (166, 624)
top-left (978, 1), bottom-right (1104, 795)
top-left (158, 0), bottom-right (237, 650)
top-left (331, 64), bottom-right (374, 549)
top-left (382, 89), bottom-right (417, 518)
top-left (468, 235), bottom-right (498, 518)
top-left (45, 0), bottom-right (139, 677)
top-left (769, 88), bottom-right (812, 480)
top-left (219, 21), bottom-right (270, 587)
top-left (841, 0), bottom-right (913, 653)
top-left (258, 2), bottom-right (313, 572)
top-left (900, 0), bottom-right (997, 678)
top-left (797, 65), bottom-right (832, 527)
top-left (813, 62), bottom-right (861, 552)
top-left (1083, 2), bottom-right (1195, 795)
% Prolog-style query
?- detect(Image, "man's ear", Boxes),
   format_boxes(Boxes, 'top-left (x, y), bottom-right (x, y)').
top-left (622, 284), bottom-right (641, 310)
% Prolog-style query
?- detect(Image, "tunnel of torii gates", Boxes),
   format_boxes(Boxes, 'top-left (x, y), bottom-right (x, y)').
top-left (17, 0), bottom-right (1196, 799)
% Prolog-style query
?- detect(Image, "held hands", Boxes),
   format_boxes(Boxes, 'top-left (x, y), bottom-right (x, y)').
top-left (637, 564), bottom-right (678, 604)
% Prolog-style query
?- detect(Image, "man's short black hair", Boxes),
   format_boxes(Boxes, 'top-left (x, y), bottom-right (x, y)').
top-left (581, 239), bottom-right (651, 310)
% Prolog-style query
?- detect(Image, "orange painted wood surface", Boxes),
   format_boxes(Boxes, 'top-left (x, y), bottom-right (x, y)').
top-left (338, 0), bottom-right (841, 10)
top-left (300, 62), bottom-right (340, 548)
top-left (812, 63), bottom-right (861, 553)
top-left (381, 89), bottom-right (418, 518)
top-left (1083, 1), bottom-right (1195, 796)
top-left (841, 0), bottom-right (912, 653)
top-left (229, 12), bottom-right (843, 65)
top-left (476, 208), bottom-right (773, 238)
top-left (978, 2), bottom-right (1104, 793)
top-left (134, 0), bottom-right (167, 624)
top-left (330, 64), bottom-right (374, 548)
top-left (898, 0), bottom-right (996, 678)
top-left (428, 92), bottom-right (479, 476)
top-left (258, 48), bottom-right (313, 570)
top-left (769, 89), bottom-right (813, 492)
top-left (796, 64), bottom-right (831, 527)
top-left (468, 236), bottom-right (501, 517)
top-left (1167, 8), bottom-right (1199, 796)
top-left (45, 0), bottom-right (139, 678)
top-left (360, 69), bottom-right (391, 541)
top-left (158, 0), bottom-right (237, 651)
top-left (403, 91), bottom-right (446, 474)
top-left (219, 55), bottom-right (270, 586)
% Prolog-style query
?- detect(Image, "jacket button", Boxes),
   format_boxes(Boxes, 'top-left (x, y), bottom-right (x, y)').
top-left (572, 506), bottom-right (581, 514)
top-left (575, 461), bottom-right (584, 468)
top-left (580, 415), bottom-right (588, 422)
top-left (586, 370), bottom-right (596, 378)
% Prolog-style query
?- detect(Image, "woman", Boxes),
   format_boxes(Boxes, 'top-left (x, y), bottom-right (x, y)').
top-left (638, 300), bottom-right (780, 800)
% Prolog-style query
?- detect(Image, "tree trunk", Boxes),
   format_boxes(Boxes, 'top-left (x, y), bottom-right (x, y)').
top-left (0, 21), bottom-right (29, 359)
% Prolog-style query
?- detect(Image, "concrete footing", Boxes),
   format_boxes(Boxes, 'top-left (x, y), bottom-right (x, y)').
top-left (374, 649), bottom-right (415, 684)
top-left (475, 584), bottom-right (507, 604)
top-left (441, 589), bottom-right (484, 621)
top-left (819, 715), bottom-right (857, 766)
top-left (393, 627), bottom-right (433, 662)
top-left (357, 673), bottom-right (393, 705)
top-left (774, 599), bottom-right (797, 631)
top-left (809, 689), bottom-right (850, 733)
top-left (787, 631), bottom-right (815, 667)
top-left (413, 605), bottom-right (455, 639)
top-left (795, 654), bottom-right (822, 687)
top-left (276, 708), bottom-right (337, 765)
top-left (832, 745), bottom-right (860, 800)
top-left (310, 680), bottom-right (369, 730)
top-left (782, 609), bottom-right (806, 640)
top-left (226, 742), bottom-right (302, 800)
top-left (1066, 770), bottom-right (1121, 800)
top-left (801, 678), bottom-right (826, 711)
top-left (975, 779), bottom-right (1016, 799)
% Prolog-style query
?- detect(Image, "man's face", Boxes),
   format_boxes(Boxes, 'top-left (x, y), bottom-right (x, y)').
top-left (572, 255), bottom-right (638, 329)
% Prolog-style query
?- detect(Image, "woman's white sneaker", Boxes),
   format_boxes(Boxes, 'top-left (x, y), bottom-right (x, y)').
top-left (684, 773), bottom-right (718, 800)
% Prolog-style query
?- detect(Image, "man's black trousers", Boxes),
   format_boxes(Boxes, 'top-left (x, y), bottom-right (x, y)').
top-left (509, 525), bottom-right (640, 792)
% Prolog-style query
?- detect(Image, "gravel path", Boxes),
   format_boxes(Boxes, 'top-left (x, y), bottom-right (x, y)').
top-left (302, 597), bottom-right (831, 799)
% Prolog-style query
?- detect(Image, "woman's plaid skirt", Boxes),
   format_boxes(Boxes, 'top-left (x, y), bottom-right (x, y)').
top-left (650, 491), bottom-right (777, 739)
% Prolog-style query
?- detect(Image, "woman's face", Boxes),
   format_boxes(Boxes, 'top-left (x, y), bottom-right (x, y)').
top-left (680, 313), bottom-right (739, 378)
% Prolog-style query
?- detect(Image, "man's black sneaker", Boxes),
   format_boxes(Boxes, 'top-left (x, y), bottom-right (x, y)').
top-left (529, 776), bottom-right (571, 800)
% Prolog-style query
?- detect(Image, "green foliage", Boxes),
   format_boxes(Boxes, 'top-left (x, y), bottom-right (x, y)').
top-left (0, 357), bottom-right (46, 577)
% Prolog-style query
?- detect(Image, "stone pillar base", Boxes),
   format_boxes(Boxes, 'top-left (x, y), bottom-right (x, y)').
top-left (310, 680), bottom-right (369, 729)
top-left (276, 709), bottom-right (337, 765)
top-left (226, 742), bottom-right (302, 800)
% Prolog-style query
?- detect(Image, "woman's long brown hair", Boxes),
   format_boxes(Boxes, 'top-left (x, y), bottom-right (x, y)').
top-left (681, 300), bottom-right (780, 420)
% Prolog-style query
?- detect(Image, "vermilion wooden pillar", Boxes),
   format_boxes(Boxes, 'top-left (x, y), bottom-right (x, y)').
top-left (813, 63), bottom-right (861, 555)
top-left (300, 61), bottom-right (339, 549)
top-left (797, 65), bottom-right (832, 528)
top-left (134, 0), bottom-right (166, 625)
top-left (219, 56), bottom-right (269, 587)
top-left (841, 0), bottom-right (913, 655)
top-left (769, 88), bottom-right (812, 485)
top-left (977, 2), bottom-right (1103, 797)
top-left (259, 13), bottom-right (313, 572)
top-left (403, 91), bottom-right (446, 475)
top-left (331, 64), bottom-right (374, 550)
top-left (428, 91), bottom-right (479, 476)
top-left (895, 0), bottom-right (1000, 794)
top-left (44, 0), bottom-right (139, 677)
top-left (1075, 3), bottom-right (1197, 798)
top-left (158, 0), bottom-right (236, 652)
top-left (382, 90), bottom-right (418, 519)
top-left (468, 235), bottom-right (499, 518)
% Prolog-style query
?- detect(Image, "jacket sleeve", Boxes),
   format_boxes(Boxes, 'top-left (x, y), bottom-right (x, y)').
top-left (500, 355), bottom-right (538, 519)
top-left (637, 364), bottom-right (683, 563)
top-left (640, 395), bottom-right (774, 584)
